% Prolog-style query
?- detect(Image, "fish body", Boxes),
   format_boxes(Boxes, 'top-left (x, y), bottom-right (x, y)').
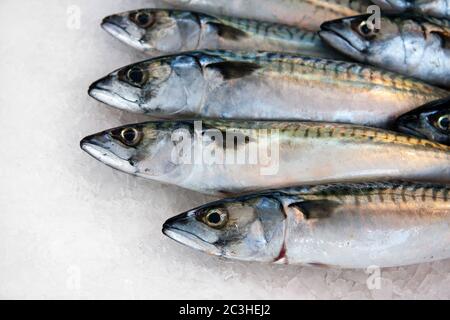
top-left (163, 181), bottom-right (450, 268)
top-left (88, 51), bottom-right (447, 127)
top-left (160, 0), bottom-right (370, 30)
top-left (320, 14), bottom-right (450, 88)
top-left (396, 97), bottom-right (450, 145)
top-left (102, 9), bottom-right (340, 58)
top-left (80, 120), bottom-right (450, 195)
top-left (371, 0), bottom-right (450, 19)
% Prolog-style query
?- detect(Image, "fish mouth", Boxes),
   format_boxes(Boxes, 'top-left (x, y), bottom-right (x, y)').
top-left (395, 115), bottom-right (427, 139)
top-left (102, 15), bottom-right (131, 41)
top-left (102, 15), bottom-right (147, 51)
top-left (319, 21), bottom-right (366, 61)
top-left (163, 212), bottom-right (222, 256)
top-left (88, 78), bottom-right (141, 111)
top-left (396, 96), bottom-right (450, 143)
top-left (88, 77), bottom-right (113, 102)
top-left (162, 226), bottom-right (221, 256)
top-left (102, 16), bottom-right (128, 35)
top-left (80, 136), bottom-right (137, 174)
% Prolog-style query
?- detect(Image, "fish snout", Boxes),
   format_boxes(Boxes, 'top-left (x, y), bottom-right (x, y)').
top-left (80, 135), bottom-right (91, 151)
top-left (88, 73), bottom-right (144, 112)
top-left (88, 75), bottom-right (116, 104)
top-left (80, 132), bottom-right (138, 174)
top-left (101, 13), bottom-right (148, 51)
top-left (101, 14), bottom-right (129, 36)
top-left (163, 211), bottom-right (222, 256)
top-left (319, 18), bottom-right (368, 60)
top-left (395, 113), bottom-right (425, 138)
top-left (320, 19), bottom-right (345, 33)
top-left (80, 133), bottom-right (107, 161)
top-left (80, 132), bottom-right (111, 152)
top-left (319, 20), bottom-right (349, 45)
top-left (89, 76), bottom-right (113, 94)
top-left (163, 211), bottom-right (193, 233)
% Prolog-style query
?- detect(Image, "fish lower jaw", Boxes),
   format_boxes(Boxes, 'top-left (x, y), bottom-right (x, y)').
top-left (80, 142), bottom-right (137, 175)
top-left (101, 22), bottom-right (147, 52)
top-left (319, 30), bottom-right (364, 61)
top-left (396, 125), bottom-right (428, 140)
top-left (163, 227), bottom-right (221, 256)
top-left (88, 88), bottom-right (142, 113)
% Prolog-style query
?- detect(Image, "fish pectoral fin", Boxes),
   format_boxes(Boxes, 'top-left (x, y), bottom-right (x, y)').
top-left (288, 200), bottom-right (340, 220)
top-left (424, 25), bottom-right (450, 49)
top-left (206, 61), bottom-right (261, 80)
top-left (208, 22), bottom-right (249, 41)
top-left (429, 31), bottom-right (450, 49)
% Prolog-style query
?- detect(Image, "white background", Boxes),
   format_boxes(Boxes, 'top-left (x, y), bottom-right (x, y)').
top-left (0, 0), bottom-right (449, 299)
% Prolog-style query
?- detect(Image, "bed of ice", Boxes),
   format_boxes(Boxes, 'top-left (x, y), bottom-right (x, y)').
top-left (0, 0), bottom-right (449, 299)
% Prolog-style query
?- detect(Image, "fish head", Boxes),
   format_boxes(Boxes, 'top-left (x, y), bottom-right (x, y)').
top-left (320, 15), bottom-right (400, 62)
top-left (102, 9), bottom-right (201, 54)
top-left (88, 54), bottom-right (205, 116)
top-left (163, 194), bottom-right (286, 262)
top-left (370, 0), bottom-right (412, 12)
top-left (396, 97), bottom-right (450, 145)
top-left (80, 122), bottom-right (189, 178)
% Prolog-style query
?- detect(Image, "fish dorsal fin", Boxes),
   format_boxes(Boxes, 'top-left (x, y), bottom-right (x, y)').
top-left (288, 199), bottom-right (340, 220)
top-left (206, 61), bottom-right (261, 80)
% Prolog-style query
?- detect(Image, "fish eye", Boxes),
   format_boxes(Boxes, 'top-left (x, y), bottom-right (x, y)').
top-left (204, 209), bottom-right (228, 229)
top-left (120, 128), bottom-right (142, 146)
top-left (133, 12), bottom-right (154, 28)
top-left (127, 67), bottom-right (148, 86)
top-left (437, 115), bottom-right (450, 131)
top-left (358, 21), bottom-right (377, 37)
